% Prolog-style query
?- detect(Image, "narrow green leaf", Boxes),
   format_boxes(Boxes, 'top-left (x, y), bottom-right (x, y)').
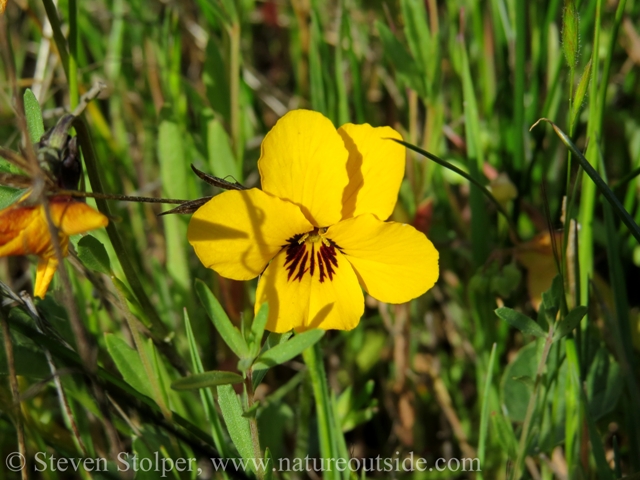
top-left (535, 119), bottom-right (640, 244)
top-left (392, 138), bottom-right (517, 235)
top-left (264, 447), bottom-right (274, 480)
top-left (217, 384), bottom-right (254, 464)
top-left (376, 20), bottom-right (425, 98)
top-left (477, 343), bottom-right (497, 478)
top-left (570, 57), bottom-right (592, 126)
top-left (252, 329), bottom-right (325, 371)
top-left (553, 306), bottom-right (588, 341)
top-left (491, 410), bottom-right (518, 459)
top-left (195, 279), bottom-right (249, 359)
top-left (76, 235), bottom-right (111, 275)
top-left (309, 11), bottom-right (326, 115)
top-left (562, 0), bottom-right (580, 69)
top-left (105, 333), bottom-right (152, 398)
top-left (495, 307), bottom-right (546, 338)
top-left (565, 338), bottom-right (581, 468)
top-left (206, 114), bottom-right (237, 179)
top-left (0, 187), bottom-right (25, 210)
top-left (172, 371), bottom-right (243, 390)
top-left (184, 309), bottom-right (230, 458)
top-left (250, 303), bottom-right (269, 357)
top-left (541, 274), bottom-right (563, 321)
top-left (23, 89), bottom-right (45, 144)
top-left (158, 109), bottom-right (190, 290)
top-left (582, 387), bottom-right (615, 480)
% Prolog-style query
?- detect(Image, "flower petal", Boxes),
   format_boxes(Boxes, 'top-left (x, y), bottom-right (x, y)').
top-left (337, 123), bottom-right (405, 221)
top-left (258, 110), bottom-right (349, 227)
top-left (35, 257), bottom-right (58, 298)
top-left (327, 214), bottom-right (439, 303)
top-left (255, 246), bottom-right (364, 333)
top-left (0, 205), bottom-right (38, 256)
top-left (48, 198), bottom-right (109, 236)
top-left (188, 188), bottom-right (313, 281)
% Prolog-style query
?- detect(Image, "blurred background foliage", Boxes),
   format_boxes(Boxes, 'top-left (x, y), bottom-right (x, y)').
top-left (1, 0), bottom-right (640, 478)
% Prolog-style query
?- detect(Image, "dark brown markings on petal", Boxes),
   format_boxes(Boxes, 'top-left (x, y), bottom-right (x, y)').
top-left (293, 251), bottom-right (309, 281)
top-left (309, 243), bottom-right (315, 277)
top-left (284, 234), bottom-right (307, 281)
top-left (318, 244), bottom-right (338, 282)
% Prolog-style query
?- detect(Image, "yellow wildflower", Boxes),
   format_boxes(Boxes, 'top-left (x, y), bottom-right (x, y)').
top-left (188, 110), bottom-right (439, 332)
top-left (0, 195), bottom-right (108, 298)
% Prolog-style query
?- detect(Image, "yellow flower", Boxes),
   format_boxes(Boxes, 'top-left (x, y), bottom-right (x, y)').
top-left (0, 195), bottom-right (109, 298)
top-left (188, 110), bottom-right (439, 332)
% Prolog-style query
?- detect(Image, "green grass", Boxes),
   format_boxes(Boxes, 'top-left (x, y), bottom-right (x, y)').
top-left (1, 0), bottom-right (640, 479)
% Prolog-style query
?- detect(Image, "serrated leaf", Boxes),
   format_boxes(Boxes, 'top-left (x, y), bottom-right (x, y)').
top-left (252, 329), bottom-right (325, 371)
top-left (24, 89), bottom-right (45, 144)
top-left (172, 370), bottom-right (243, 390)
top-left (195, 279), bottom-right (249, 359)
top-left (553, 305), bottom-right (588, 341)
top-left (76, 235), bottom-right (111, 275)
top-left (495, 307), bottom-right (546, 338)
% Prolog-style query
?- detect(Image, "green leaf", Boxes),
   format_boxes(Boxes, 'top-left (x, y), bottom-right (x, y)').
top-left (104, 333), bottom-right (152, 398)
top-left (183, 309), bottom-right (230, 457)
top-left (562, 0), bottom-right (580, 69)
top-left (203, 39), bottom-right (230, 118)
top-left (376, 21), bottom-right (425, 98)
top-left (587, 348), bottom-right (623, 420)
top-left (553, 306), bottom-right (588, 341)
top-left (490, 410), bottom-right (518, 459)
top-left (217, 384), bottom-right (254, 464)
top-left (0, 186), bottom-right (25, 210)
top-left (76, 235), bottom-right (111, 275)
top-left (495, 307), bottom-right (546, 338)
top-left (537, 119), bottom-right (640, 245)
top-left (0, 343), bottom-right (49, 378)
top-left (171, 370), bottom-right (243, 390)
top-left (158, 108), bottom-right (190, 290)
top-left (570, 57), bottom-right (592, 126)
top-left (264, 447), bottom-right (274, 480)
top-left (24, 89), bottom-right (45, 144)
top-left (501, 342), bottom-right (538, 422)
top-left (206, 114), bottom-right (237, 179)
top-left (252, 329), bottom-right (325, 371)
top-left (195, 279), bottom-right (249, 359)
top-left (541, 274), bottom-right (563, 321)
top-left (249, 303), bottom-right (269, 357)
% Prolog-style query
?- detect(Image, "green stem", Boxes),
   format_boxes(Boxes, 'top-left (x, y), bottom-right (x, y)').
top-left (245, 372), bottom-right (264, 480)
top-left (511, 328), bottom-right (555, 480)
top-left (42, 0), bottom-right (70, 77)
top-left (513, 0), bottom-right (525, 172)
top-left (393, 138), bottom-right (520, 242)
top-left (302, 343), bottom-right (342, 480)
top-left (68, 0), bottom-right (79, 109)
top-left (229, 22), bottom-right (243, 180)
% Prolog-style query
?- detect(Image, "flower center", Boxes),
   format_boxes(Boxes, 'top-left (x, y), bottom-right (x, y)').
top-left (284, 228), bottom-right (341, 283)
